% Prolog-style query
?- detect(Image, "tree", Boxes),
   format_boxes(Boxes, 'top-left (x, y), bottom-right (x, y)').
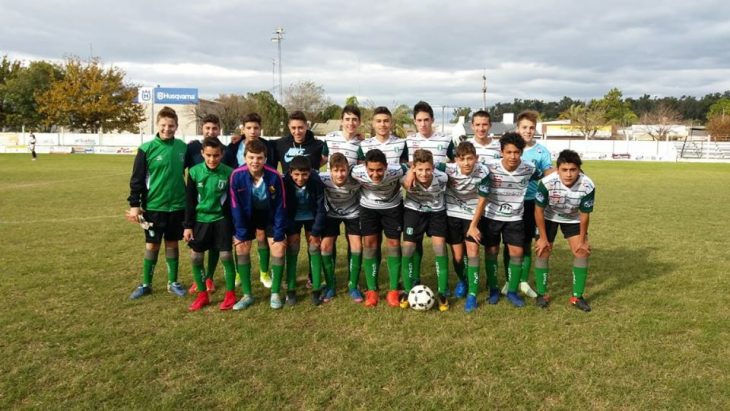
top-left (247, 91), bottom-right (288, 136)
top-left (597, 88), bottom-right (637, 139)
top-left (559, 103), bottom-right (607, 140)
top-left (37, 57), bottom-right (144, 133)
top-left (283, 80), bottom-right (330, 121)
top-left (450, 107), bottom-right (472, 123)
top-left (0, 55), bottom-right (23, 129)
top-left (344, 96), bottom-right (359, 107)
top-left (213, 94), bottom-right (255, 134)
top-left (707, 98), bottom-right (730, 120)
top-left (2, 61), bottom-right (62, 130)
top-left (392, 104), bottom-right (414, 138)
top-left (316, 104), bottom-right (342, 122)
top-left (706, 114), bottom-right (730, 141)
top-left (640, 104), bottom-right (683, 141)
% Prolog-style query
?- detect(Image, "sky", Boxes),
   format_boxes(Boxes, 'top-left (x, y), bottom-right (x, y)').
top-left (2, 0), bottom-right (729, 109)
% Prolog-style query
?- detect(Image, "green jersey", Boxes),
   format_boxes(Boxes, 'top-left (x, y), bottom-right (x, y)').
top-left (185, 162), bottom-right (234, 225)
top-left (128, 134), bottom-right (187, 212)
top-left (535, 172), bottom-right (595, 224)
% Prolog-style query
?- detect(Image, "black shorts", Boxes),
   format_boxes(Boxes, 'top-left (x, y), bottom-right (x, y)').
top-left (188, 218), bottom-right (232, 252)
top-left (323, 216), bottom-right (361, 237)
top-left (287, 219), bottom-right (315, 236)
top-left (521, 200), bottom-right (537, 245)
top-left (403, 209), bottom-right (447, 243)
top-left (481, 218), bottom-right (524, 248)
top-left (143, 210), bottom-right (184, 244)
top-left (543, 220), bottom-right (581, 242)
top-left (446, 216), bottom-right (479, 244)
top-left (239, 209), bottom-right (275, 241)
top-left (360, 204), bottom-right (403, 239)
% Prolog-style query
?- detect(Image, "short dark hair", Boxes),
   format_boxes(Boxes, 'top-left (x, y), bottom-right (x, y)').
top-left (242, 112), bottom-right (262, 125)
top-left (412, 149), bottom-right (433, 165)
top-left (202, 114), bottom-right (220, 126)
top-left (516, 110), bottom-right (539, 125)
top-left (472, 110), bottom-right (491, 123)
top-left (289, 155), bottom-right (311, 172)
top-left (373, 106), bottom-right (392, 117)
top-left (202, 136), bottom-right (223, 150)
top-left (342, 105), bottom-right (361, 119)
top-left (556, 149), bottom-right (582, 169)
top-left (500, 132), bottom-right (526, 152)
top-left (455, 141), bottom-right (477, 158)
top-left (364, 148), bottom-right (387, 166)
top-left (245, 139), bottom-right (267, 156)
top-left (157, 106), bottom-right (178, 124)
top-left (329, 152), bottom-right (349, 170)
top-left (288, 110), bottom-right (307, 123)
top-left (413, 101), bottom-right (434, 119)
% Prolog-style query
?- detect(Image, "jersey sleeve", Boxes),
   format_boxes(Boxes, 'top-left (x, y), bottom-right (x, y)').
top-left (579, 188), bottom-right (595, 213)
top-left (535, 181), bottom-right (548, 208)
top-left (322, 140), bottom-right (330, 156)
top-left (446, 141), bottom-right (455, 161)
top-left (356, 146), bottom-right (365, 161)
top-left (128, 148), bottom-right (148, 208)
top-left (477, 176), bottom-right (490, 197)
top-left (400, 144), bottom-right (409, 164)
top-left (539, 149), bottom-right (552, 172)
top-left (183, 173), bottom-right (198, 228)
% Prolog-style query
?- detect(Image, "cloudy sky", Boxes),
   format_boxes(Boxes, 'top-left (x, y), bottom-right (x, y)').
top-left (2, 0), bottom-right (729, 109)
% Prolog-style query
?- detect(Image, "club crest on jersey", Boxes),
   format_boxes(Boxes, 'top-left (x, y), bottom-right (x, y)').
top-left (217, 180), bottom-right (226, 190)
top-left (498, 203), bottom-right (513, 214)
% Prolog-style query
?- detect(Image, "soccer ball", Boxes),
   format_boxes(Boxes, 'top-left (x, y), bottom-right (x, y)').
top-left (408, 285), bottom-right (435, 311)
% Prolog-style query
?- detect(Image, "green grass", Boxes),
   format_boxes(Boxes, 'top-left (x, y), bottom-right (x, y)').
top-left (1, 154), bottom-right (728, 409)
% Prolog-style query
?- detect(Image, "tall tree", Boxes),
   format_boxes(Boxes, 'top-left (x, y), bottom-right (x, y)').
top-left (706, 114), bottom-right (730, 141)
top-left (597, 88), bottom-right (637, 138)
top-left (450, 107), bottom-right (472, 123)
top-left (639, 104), bottom-right (683, 141)
top-left (0, 55), bottom-right (23, 129)
top-left (707, 98), bottom-right (730, 120)
top-left (2, 61), bottom-right (62, 130)
top-left (392, 104), bottom-right (414, 138)
top-left (283, 80), bottom-right (330, 121)
top-left (316, 104), bottom-right (343, 122)
top-left (214, 93), bottom-right (256, 134)
top-left (247, 90), bottom-right (288, 136)
top-left (37, 57), bottom-right (144, 133)
top-left (559, 103), bottom-right (607, 140)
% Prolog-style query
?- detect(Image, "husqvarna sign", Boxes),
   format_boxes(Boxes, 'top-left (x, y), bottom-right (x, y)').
top-left (137, 87), bottom-right (199, 104)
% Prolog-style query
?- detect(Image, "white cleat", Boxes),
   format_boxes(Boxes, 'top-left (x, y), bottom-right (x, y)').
top-left (519, 281), bottom-right (538, 298)
top-left (501, 283), bottom-right (508, 296)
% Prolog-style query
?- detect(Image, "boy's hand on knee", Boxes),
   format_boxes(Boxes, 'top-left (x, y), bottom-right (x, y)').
top-left (467, 225), bottom-right (481, 243)
top-left (535, 238), bottom-right (551, 257)
top-left (577, 240), bottom-right (591, 256)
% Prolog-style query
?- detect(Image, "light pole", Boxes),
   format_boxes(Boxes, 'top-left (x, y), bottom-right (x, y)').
top-left (482, 72), bottom-right (488, 110)
top-left (271, 27), bottom-right (285, 103)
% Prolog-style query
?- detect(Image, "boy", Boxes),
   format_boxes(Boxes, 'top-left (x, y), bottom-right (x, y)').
top-left (443, 142), bottom-right (490, 312)
top-left (322, 105), bottom-right (363, 168)
top-left (467, 132), bottom-right (541, 308)
top-left (183, 137), bottom-right (236, 311)
top-left (283, 156), bottom-right (328, 306)
top-left (274, 111), bottom-right (326, 173)
top-left (127, 106), bottom-right (188, 299)
top-left (351, 149), bottom-right (405, 308)
top-left (357, 106), bottom-right (408, 166)
top-left (534, 149), bottom-right (595, 312)
top-left (28, 131), bottom-right (37, 161)
top-left (468, 110), bottom-right (501, 163)
top-left (229, 139), bottom-right (287, 309)
top-left (225, 112), bottom-right (276, 289)
top-left (185, 114), bottom-right (223, 294)
top-left (400, 149), bottom-right (450, 311)
top-left (502, 110), bottom-right (553, 298)
top-left (320, 153), bottom-right (363, 302)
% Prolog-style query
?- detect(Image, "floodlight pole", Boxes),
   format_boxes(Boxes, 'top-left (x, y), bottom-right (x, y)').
top-left (482, 73), bottom-right (488, 110)
top-left (272, 27), bottom-right (285, 103)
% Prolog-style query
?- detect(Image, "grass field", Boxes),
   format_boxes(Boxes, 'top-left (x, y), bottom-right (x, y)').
top-left (1, 154), bottom-right (729, 409)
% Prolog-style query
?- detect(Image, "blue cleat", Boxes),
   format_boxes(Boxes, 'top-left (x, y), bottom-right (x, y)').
top-left (464, 295), bottom-right (478, 312)
top-left (348, 288), bottom-right (364, 303)
top-left (321, 287), bottom-right (336, 303)
top-left (129, 284), bottom-right (152, 300)
top-left (454, 280), bottom-right (467, 299)
top-left (167, 282), bottom-right (187, 297)
top-left (506, 291), bottom-right (525, 307)
top-left (233, 294), bottom-right (255, 310)
top-left (488, 288), bottom-right (501, 305)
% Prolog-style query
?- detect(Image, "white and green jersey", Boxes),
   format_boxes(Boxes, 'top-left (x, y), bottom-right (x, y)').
top-left (322, 131), bottom-right (361, 169)
top-left (535, 172), bottom-right (595, 224)
top-left (351, 164), bottom-right (405, 209)
top-left (468, 137), bottom-right (501, 164)
top-left (319, 171), bottom-right (361, 219)
top-left (403, 169), bottom-right (448, 212)
top-left (480, 159), bottom-right (539, 222)
top-left (444, 163), bottom-right (490, 220)
top-left (358, 135), bottom-right (406, 166)
top-left (405, 132), bottom-right (455, 166)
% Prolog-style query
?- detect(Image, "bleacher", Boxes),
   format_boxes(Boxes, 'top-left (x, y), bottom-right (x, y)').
top-left (676, 141), bottom-right (730, 160)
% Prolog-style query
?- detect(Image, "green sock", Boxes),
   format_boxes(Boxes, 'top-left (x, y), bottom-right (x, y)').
top-left (192, 263), bottom-right (206, 293)
top-left (507, 260), bottom-right (523, 293)
top-left (142, 257), bottom-right (156, 286)
top-left (364, 249), bottom-right (378, 291)
top-left (322, 252), bottom-right (335, 290)
top-left (206, 250), bottom-right (219, 280)
top-left (309, 247), bottom-right (322, 291)
top-left (271, 256), bottom-right (284, 294)
top-left (222, 258), bottom-right (236, 292)
top-left (435, 255), bottom-right (449, 294)
top-left (535, 267), bottom-right (549, 295)
top-left (166, 258), bottom-right (178, 283)
top-left (401, 254), bottom-right (414, 292)
top-left (286, 249), bottom-right (298, 291)
top-left (521, 251), bottom-right (532, 282)
top-left (413, 246), bottom-right (422, 283)
top-left (386, 247), bottom-right (401, 291)
top-left (466, 262), bottom-right (479, 297)
top-left (485, 253), bottom-right (498, 290)
top-left (573, 266), bottom-right (588, 297)
top-left (348, 252), bottom-right (362, 291)
top-left (236, 255), bottom-right (252, 295)
top-left (258, 243), bottom-right (270, 273)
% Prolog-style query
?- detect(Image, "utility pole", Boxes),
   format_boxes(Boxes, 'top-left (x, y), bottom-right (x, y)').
top-left (482, 71), bottom-right (488, 110)
top-left (271, 27), bottom-right (285, 103)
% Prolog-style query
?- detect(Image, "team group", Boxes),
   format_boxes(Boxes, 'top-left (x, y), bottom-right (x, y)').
top-left (125, 101), bottom-right (596, 313)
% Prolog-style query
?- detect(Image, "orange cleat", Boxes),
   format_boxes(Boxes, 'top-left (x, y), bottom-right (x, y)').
top-left (188, 291), bottom-right (210, 311)
top-left (219, 291), bottom-right (237, 310)
top-left (205, 278), bottom-right (216, 293)
top-left (364, 290), bottom-right (379, 308)
top-left (386, 290), bottom-right (401, 307)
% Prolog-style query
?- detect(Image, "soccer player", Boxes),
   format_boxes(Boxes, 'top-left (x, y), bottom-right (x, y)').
top-left (351, 149), bottom-right (405, 308)
top-left (185, 114), bottom-right (223, 294)
top-left (443, 142), bottom-right (490, 312)
top-left (322, 105), bottom-right (363, 168)
top-left (534, 149), bottom-right (595, 312)
top-left (467, 132), bottom-right (541, 308)
top-left (127, 106), bottom-right (188, 300)
top-left (283, 156), bottom-right (327, 306)
top-left (28, 131), bottom-right (37, 161)
top-left (400, 149), bottom-right (450, 311)
top-left (274, 111), bottom-right (326, 173)
top-left (183, 137), bottom-right (236, 311)
top-left (357, 106), bottom-right (407, 166)
top-left (224, 113), bottom-right (276, 289)
top-left (501, 110), bottom-right (552, 299)
top-left (319, 153), bottom-right (363, 302)
top-left (468, 110), bottom-right (501, 163)
top-left (229, 139), bottom-right (287, 310)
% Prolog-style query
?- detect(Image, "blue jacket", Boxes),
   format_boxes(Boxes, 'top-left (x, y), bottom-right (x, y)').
top-left (284, 171), bottom-right (327, 237)
top-left (229, 165), bottom-right (287, 242)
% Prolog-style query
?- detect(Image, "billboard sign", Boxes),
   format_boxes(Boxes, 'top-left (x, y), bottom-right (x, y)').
top-left (137, 87), bottom-right (199, 104)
